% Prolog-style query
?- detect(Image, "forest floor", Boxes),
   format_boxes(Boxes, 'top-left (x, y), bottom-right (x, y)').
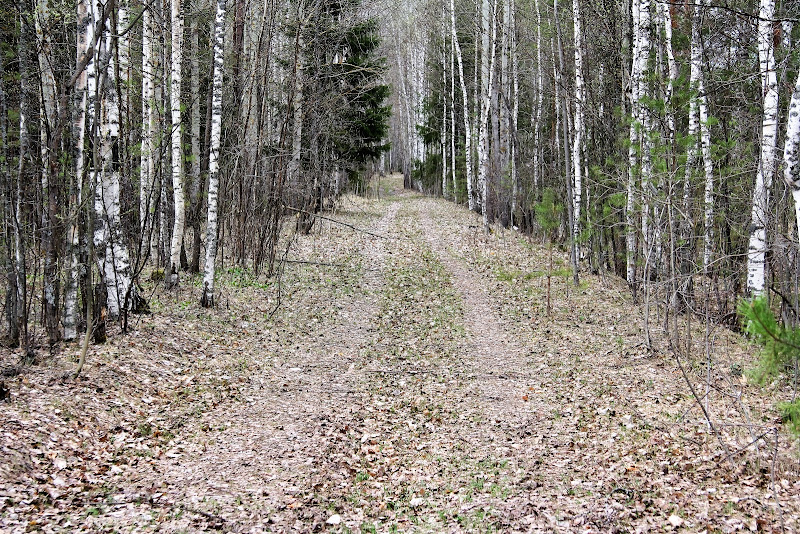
top-left (1, 174), bottom-right (799, 533)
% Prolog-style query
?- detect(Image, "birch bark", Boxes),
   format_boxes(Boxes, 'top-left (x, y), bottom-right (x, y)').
top-left (93, 0), bottom-right (133, 319)
top-left (747, 0), bottom-right (778, 295)
top-left (168, 0), bottom-right (185, 286)
top-left (140, 5), bottom-right (155, 240)
top-left (478, 0), bottom-right (498, 231)
top-left (510, 0), bottom-right (518, 224)
top-left (626, 0), bottom-right (650, 291)
top-left (450, 0), bottom-right (474, 210)
top-left (189, 11), bottom-right (203, 272)
top-left (12, 7), bottom-right (35, 348)
top-left (36, 0), bottom-right (60, 342)
top-left (202, 0), bottom-right (227, 308)
top-left (783, 63), bottom-right (800, 245)
top-left (449, 25), bottom-right (457, 200)
top-left (441, 9), bottom-right (448, 198)
top-left (64, 0), bottom-right (93, 341)
top-left (533, 0), bottom-right (543, 191)
top-left (572, 0), bottom-right (584, 258)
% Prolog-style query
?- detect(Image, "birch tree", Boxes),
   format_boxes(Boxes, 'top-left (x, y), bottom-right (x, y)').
top-left (140, 3), bottom-right (155, 245)
top-left (64, 0), bottom-right (92, 341)
top-left (201, 0), bottom-right (227, 308)
top-left (571, 0), bottom-right (584, 258)
top-left (695, 1), bottom-right (714, 274)
top-left (188, 10), bottom-right (202, 272)
top-left (35, 0), bottom-right (61, 343)
top-left (509, 0), bottom-right (518, 224)
top-left (450, 0), bottom-right (474, 210)
top-left (449, 23), bottom-right (457, 200)
top-left (10, 6), bottom-right (35, 348)
top-left (477, 0), bottom-right (498, 230)
top-left (747, 0), bottom-right (778, 295)
top-left (92, 0), bottom-right (133, 319)
top-left (626, 0), bottom-right (651, 292)
top-left (783, 64), bottom-right (800, 246)
top-left (168, 0), bottom-right (186, 287)
top-left (532, 0), bottom-right (543, 191)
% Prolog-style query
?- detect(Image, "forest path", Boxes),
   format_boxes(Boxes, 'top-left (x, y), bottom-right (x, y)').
top-left (2, 175), bottom-right (796, 533)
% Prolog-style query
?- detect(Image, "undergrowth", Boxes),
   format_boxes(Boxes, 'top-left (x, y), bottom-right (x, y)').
top-left (739, 296), bottom-right (800, 436)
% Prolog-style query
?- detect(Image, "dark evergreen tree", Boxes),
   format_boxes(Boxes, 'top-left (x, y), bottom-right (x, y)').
top-left (300, 1), bottom-right (390, 202)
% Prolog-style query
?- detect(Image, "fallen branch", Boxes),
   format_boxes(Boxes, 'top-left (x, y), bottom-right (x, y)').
top-left (284, 206), bottom-right (392, 240)
top-left (672, 348), bottom-right (734, 467)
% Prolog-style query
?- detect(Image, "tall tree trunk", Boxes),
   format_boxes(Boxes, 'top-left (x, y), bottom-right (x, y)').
top-left (451, 0), bottom-right (474, 211)
top-left (747, 0), bottom-right (778, 296)
top-left (696, 3), bottom-right (714, 276)
top-left (189, 12), bottom-right (203, 273)
top-left (441, 10), bottom-right (448, 199)
top-left (572, 0), bottom-right (584, 262)
top-left (509, 0), bottom-right (518, 225)
top-left (36, 0), bottom-right (61, 344)
top-left (13, 5), bottom-right (36, 350)
top-left (554, 0), bottom-right (577, 285)
top-left (289, 4), bottom-right (304, 197)
top-left (626, 0), bottom-right (650, 294)
top-left (140, 3), bottom-right (155, 245)
top-left (499, 0), bottom-right (510, 206)
top-left (478, 0), bottom-right (498, 231)
top-left (201, 0), bottom-right (227, 308)
top-left (65, 0), bottom-right (93, 341)
top-left (93, 0), bottom-right (133, 320)
top-left (449, 22), bottom-right (457, 201)
top-left (783, 66), bottom-right (800, 245)
top-left (0, 47), bottom-right (17, 344)
top-left (533, 0), bottom-right (543, 192)
top-left (168, 0), bottom-right (185, 286)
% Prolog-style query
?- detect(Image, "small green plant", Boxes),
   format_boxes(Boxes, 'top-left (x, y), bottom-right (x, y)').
top-left (535, 188), bottom-right (563, 317)
top-left (739, 296), bottom-right (800, 383)
top-left (739, 296), bottom-right (800, 436)
top-left (778, 399), bottom-right (800, 435)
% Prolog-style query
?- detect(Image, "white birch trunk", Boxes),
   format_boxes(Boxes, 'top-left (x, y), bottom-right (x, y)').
top-left (572, 0), bottom-right (584, 256)
top-left (140, 5), bottom-right (154, 237)
top-left (510, 0), bottom-right (518, 224)
top-left (93, 0), bottom-right (132, 319)
top-left (159, 53), bottom-right (168, 266)
top-left (168, 0), bottom-right (185, 285)
top-left (698, 32), bottom-right (714, 273)
top-left (747, 0), bottom-right (778, 295)
top-left (190, 13), bottom-right (201, 221)
top-left (684, 0), bottom-right (700, 213)
top-left (657, 1), bottom-right (677, 142)
top-left (500, 0), bottom-right (510, 183)
top-left (533, 0), bottom-right (543, 191)
top-left (202, 0), bottom-right (227, 307)
top-left (451, 0), bottom-right (474, 210)
top-left (784, 68), bottom-right (800, 245)
top-left (449, 25), bottom-right (457, 199)
top-left (36, 0), bottom-right (59, 338)
top-left (478, 0), bottom-right (498, 231)
top-left (638, 0), bottom-right (652, 263)
top-left (441, 9), bottom-right (448, 198)
top-left (626, 0), bottom-right (650, 289)
top-left (65, 0), bottom-right (92, 340)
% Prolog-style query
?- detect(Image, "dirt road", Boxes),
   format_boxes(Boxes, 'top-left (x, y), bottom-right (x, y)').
top-left (2, 175), bottom-right (797, 532)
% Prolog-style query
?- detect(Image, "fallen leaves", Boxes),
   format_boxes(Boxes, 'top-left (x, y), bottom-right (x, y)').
top-left (1, 183), bottom-right (798, 532)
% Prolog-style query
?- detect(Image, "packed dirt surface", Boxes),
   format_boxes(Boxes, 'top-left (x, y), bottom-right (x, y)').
top-left (2, 174), bottom-right (799, 533)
